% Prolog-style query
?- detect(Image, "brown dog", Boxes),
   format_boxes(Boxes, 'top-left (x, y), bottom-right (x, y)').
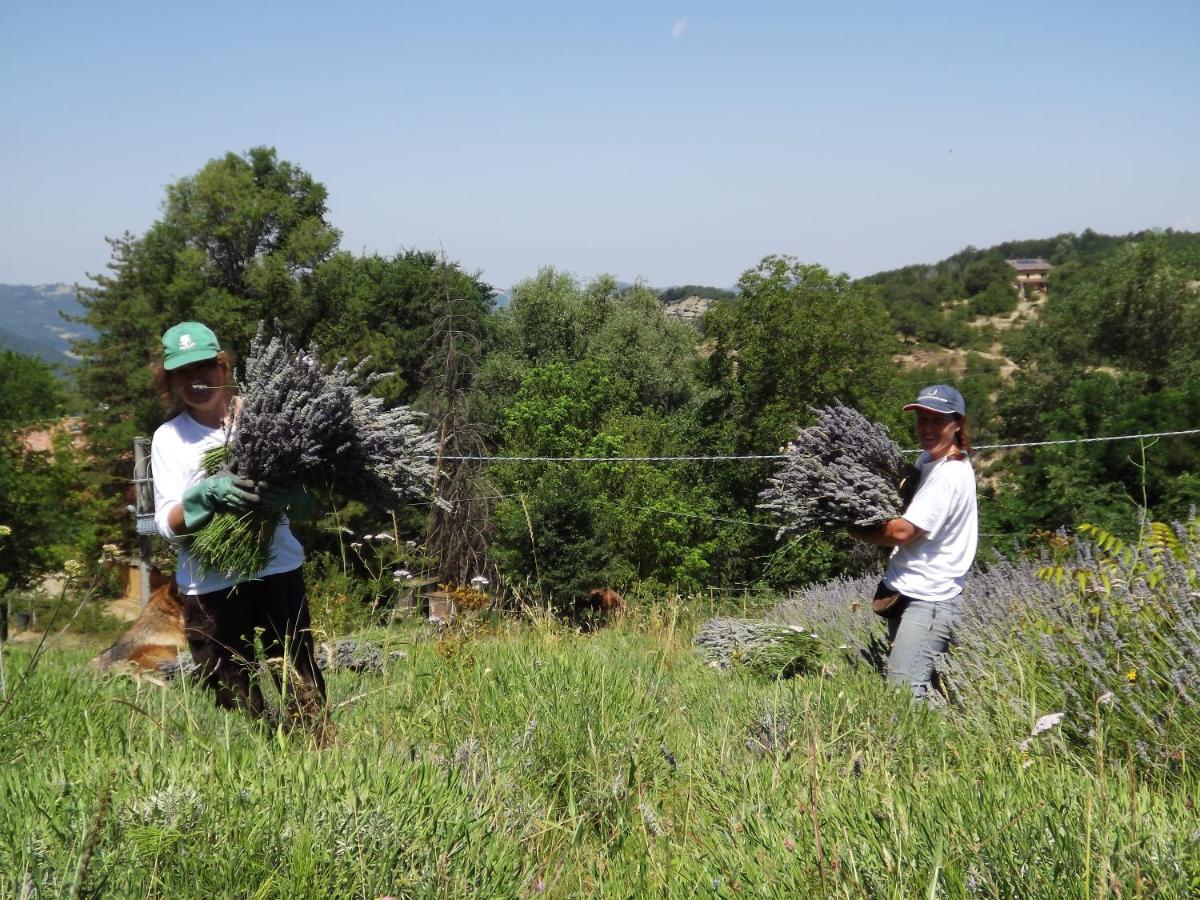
top-left (587, 587), bottom-right (626, 615)
top-left (574, 587), bottom-right (626, 631)
top-left (91, 572), bottom-right (187, 673)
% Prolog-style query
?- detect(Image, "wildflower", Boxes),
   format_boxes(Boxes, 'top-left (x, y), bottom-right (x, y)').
top-left (659, 743), bottom-right (677, 771)
top-left (1030, 712), bottom-right (1064, 736)
top-left (405, 540), bottom-right (417, 547)
top-left (1126, 669), bottom-right (1138, 682)
top-left (63, 559), bottom-right (85, 580)
top-left (339, 526), bottom-right (354, 534)
top-left (640, 802), bottom-right (664, 838)
top-left (470, 575), bottom-right (490, 588)
top-left (1098, 691), bottom-right (1115, 705)
top-left (1018, 711), bottom-right (1065, 752)
top-left (375, 533), bottom-right (396, 542)
top-left (393, 568), bottom-right (412, 580)
top-left (350, 542), bottom-right (363, 551)
top-left (610, 772), bottom-right (626, 799)
top-left (0, 524), bottom-right (11, 537)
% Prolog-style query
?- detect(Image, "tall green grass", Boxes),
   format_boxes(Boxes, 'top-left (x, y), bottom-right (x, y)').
top-left (1, 607), bottom-right (1197, 897)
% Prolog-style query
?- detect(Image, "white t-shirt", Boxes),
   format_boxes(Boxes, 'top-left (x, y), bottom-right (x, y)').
top-left (883, 451), bottom-right (978, 603)
top-left (152, 410), bottom-right (304, 595)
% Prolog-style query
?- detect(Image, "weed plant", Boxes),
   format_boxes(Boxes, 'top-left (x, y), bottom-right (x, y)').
top-left (2, 583), bottom-right (1198, 895)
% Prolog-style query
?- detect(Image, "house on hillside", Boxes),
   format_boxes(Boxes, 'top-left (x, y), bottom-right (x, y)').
top-left (1005, 258), bottom-right (1053, 298)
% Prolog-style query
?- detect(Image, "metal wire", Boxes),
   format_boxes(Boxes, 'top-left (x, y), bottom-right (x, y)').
top-left (425, 427), bottom-right (1200, 464)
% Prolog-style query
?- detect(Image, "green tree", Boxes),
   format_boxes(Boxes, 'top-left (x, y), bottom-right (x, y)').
top-left (306, 249), bottom-right (494, 405)
top-left (0, 353), bottom-right (98, 616)
top-left (482, 272), bottom-right (718, 595)
top-left (0, 351), bottom-right (66, 427)
top-left (71, 147), bottom-right (342, 533)
top-left (700, 255), bottom-right (898, 455)
top-left (697, 255), bottom-right (901, 584)
top-left (993, 236), bottom-right (1200, 535)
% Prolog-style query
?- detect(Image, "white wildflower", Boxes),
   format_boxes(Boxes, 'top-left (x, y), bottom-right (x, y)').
top-left (1018, 711), bottom-right (1065, 752)
top-left (470, 575), bottom-right (490, 588)
top-left (393, 569), bottom-right (412, 580)
top-left (1031, 711), bottom-right (1065, 736)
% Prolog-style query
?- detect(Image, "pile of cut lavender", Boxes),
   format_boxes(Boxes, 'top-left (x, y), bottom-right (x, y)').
top-left (189, 325), bottom-right (439, 577)
top-left (759, 401), bottom-right (912, 532)
top-left (694, 617), bottom-right (821, 679)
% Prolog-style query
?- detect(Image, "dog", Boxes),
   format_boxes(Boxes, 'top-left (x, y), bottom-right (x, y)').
top-left (573, 587), bottom-right (627, 631)
top-left (91, 571), bottom-right (187, 673)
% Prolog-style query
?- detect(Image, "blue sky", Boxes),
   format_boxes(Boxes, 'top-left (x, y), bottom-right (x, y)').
top-left (2, 1), bottom-right (1197, 291)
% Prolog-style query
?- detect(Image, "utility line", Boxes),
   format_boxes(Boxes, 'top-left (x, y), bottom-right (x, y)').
top-left (428, 427), bottom-right (1200, 464)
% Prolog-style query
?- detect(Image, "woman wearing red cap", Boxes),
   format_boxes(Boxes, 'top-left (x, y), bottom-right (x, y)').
top-left (851, 384), bottom-right (978, 701)
top-left (149, 321), bottom-right (326, 726)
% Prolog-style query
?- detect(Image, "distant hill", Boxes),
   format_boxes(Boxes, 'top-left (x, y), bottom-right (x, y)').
top-left (857, 228), bottom-right (1200, 350)
top-left (0, 283), bottom-right (93, 366)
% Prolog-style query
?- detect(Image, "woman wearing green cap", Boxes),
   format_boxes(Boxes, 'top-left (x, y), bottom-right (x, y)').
top-left (150, 322), bottom-right (326, 724)
top-left (851, 384), bottom-right (978, 702)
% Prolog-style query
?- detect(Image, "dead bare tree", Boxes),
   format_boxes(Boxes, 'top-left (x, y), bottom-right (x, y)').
top-left (419, 258), bottom-right (495, 587)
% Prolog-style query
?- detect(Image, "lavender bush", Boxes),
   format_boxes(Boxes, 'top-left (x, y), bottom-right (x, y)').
top-left (189, 325), bottom-right (439, 576)
top-left (759, 401), bottom-right (913, 532)
top-left (774, 518), bottom-right (1200, 776)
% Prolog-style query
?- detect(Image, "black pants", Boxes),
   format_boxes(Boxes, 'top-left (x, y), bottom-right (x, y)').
top-left (182, 568), bottom-right (326, 722)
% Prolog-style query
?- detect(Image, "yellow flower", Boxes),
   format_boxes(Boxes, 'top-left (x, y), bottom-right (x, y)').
top-left (1126, 669), bottom-right (1137, 683)
top-left (0, 524), bottom-right (11, 538)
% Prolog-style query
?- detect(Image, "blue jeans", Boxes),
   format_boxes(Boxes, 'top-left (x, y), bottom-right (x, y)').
top-left (886, 594), bottom-right (964, 701)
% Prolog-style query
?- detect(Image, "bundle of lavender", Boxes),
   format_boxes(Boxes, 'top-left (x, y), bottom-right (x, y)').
top-left (188, 326), bottom-right (439, 577)
top-left (694, 617), bottom-right (821, 679)
top-left (759, 401), bottom-right (912, 533)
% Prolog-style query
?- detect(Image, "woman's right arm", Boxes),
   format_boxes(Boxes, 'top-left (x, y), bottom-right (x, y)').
top-left (151, 428), bottom-right (189, 543)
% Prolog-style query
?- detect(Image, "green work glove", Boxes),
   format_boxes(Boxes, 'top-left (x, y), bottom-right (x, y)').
top-left (182, 475), bottom-right (261, 530)
top-left (259, 483), bottom-right (316, 519)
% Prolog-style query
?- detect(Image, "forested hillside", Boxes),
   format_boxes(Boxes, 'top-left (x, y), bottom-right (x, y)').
top-left (4, 147), bottom-right (1198, 597)
top-left (860, 228), bottom-right (1200, 351)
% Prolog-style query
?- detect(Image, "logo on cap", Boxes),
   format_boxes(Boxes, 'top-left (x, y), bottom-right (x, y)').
top-left (179, 335), bottom-right (196, 351)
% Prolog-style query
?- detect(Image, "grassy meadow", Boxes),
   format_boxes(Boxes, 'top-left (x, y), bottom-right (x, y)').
top-left (2, 580), bottom-right (1198, 898)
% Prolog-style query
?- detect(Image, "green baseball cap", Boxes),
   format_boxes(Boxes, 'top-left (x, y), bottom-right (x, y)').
top-left (161, 321), bottom-right (221, 371)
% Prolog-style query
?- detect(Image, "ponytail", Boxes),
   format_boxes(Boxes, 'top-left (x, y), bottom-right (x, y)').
top-left (948, 415), bottom-right (971, 461)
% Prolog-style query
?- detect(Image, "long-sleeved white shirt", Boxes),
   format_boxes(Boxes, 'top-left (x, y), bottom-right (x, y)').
top-left (152, 410), bottom-right (303, 595)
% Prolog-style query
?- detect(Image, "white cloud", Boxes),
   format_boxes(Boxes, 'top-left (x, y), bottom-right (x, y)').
top-left (671, 17), bottom-right (687, 38)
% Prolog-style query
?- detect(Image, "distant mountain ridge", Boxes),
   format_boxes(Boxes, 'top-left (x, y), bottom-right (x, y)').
top-left (0, 283), bottom-right (93, 366)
